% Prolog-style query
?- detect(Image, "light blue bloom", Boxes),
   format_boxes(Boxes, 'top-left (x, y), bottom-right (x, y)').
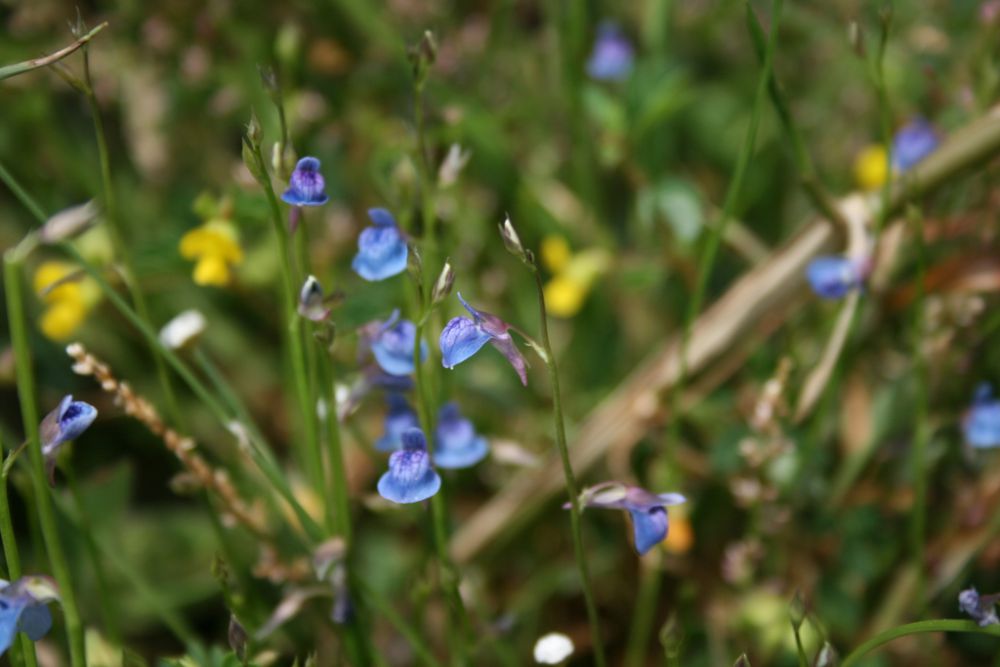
top-left (281, 157), bottom-right (329, 206)
top-left (375, 394), bottom-right (421, 452)
top-left (806, 256), bottom-right (865, 300)
top-left (365, 311), bottom-right (428, 377)
top-left (351, 208), bottom-right (408, 281)
top-left (377, 428), bottom-right (441, 504)
top-left (964, 383), bottom-right (1000, 448)
top-left (0, 577), bottom-right (58, 658)
top-left (571, 482), bottom-right (686, 555)
top-left (434, 403), bottom-right (489, 469)
top-left (439, 293), bottom-right (528, 385)
top-left (39, 395), bottom-right (97, 484)
top-left (892, 119), bottom-right (938, 171)
top-left (586, 22), bottom-right (634, 81)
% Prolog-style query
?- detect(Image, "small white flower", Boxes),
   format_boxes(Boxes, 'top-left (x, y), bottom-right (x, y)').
top-left (158, 310), bottom-right (207, 350)
top-left (533, 632), bottom-right (574, 664)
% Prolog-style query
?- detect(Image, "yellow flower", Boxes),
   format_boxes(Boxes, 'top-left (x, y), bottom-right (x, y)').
top-left (662, 513), bottom-right (693, 554)
top-left (541, 235), bottom-right (611, 318)
top-left (179, 219), bottom-right (243, 287)
top-left (854, 144), bottom-right (888, 191)
top-left (32, 261), bottom-right (101, 341)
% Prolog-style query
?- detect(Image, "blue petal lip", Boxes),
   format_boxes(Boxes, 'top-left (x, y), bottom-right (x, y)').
top-left (351, 227), bottom-right (408, 281)
top-left (280, 191), bottom-right (330, 206)
top-left (0, 598), bottom-right (27, 657)
top-left (58, 400), bottom-right (97, 443)
top-left (17, 604), bottom-right (51, 641)
top-left (372, 342), bottom-right (416, 376)
top-left (965, 403), bottom-right (1000, 448)
top-left (439, 317), bottom-right (492, 369)
top-left (434, 436), bottom-right (489, 469)
top-left (630, 507), bottom-right (669, 555)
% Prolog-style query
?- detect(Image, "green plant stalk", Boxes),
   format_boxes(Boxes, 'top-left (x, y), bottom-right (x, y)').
top-left (0, 158), bottom-right (324, 544)
top-left (792, 623), bottom-right (808, 667)
top-left (624, 559), bottom-right (663, 667)
top-left (4, 255), bottom-right (86, 667)
top-left (316, 345), bottom-right (351, 543)
top-left (81, 48), bottom-right (184, 431)
top-left (908, 209), bottom-right (930, 609)
top-left (841, 620), bottom-right (1000, 667)
top-left (354, 576), bottom-right (443, 667)
top-left (529, 264), bottom-right (607, 667)
top-left (0, 440), bottom-right (40, 667)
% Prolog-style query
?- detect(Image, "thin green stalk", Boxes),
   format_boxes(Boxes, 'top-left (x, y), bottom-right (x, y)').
top-left (4, 255), bottom-right (86, 667)
top-left (909, 208), bottom-right (930, 609)
top-left (0, 158), bottom-right (323, 544)
top-left (841, 620), bottom-right (1000, 667)
top-left (624, 559), bottom-right (663, 667)
top-left (0, 438), bottom-right (40, 667)
top-left (529, 264), bottom-right (607, 667)
top-left (316, 346), bottom-right (351, 542)
top-left (792, 624), bottom-right (808, 667)
top-left (355, 577), bottom-right (443, 667)
top-left (81, 46), bottom-right (183, 431)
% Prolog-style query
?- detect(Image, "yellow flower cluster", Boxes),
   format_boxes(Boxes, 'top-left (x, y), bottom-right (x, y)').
top-left (541, 235), bottom-right (610, 318)
top-left (33, 261), bottom-right (101, 341)
top-left (179, 218), bottom-right (243, 287)
top-left (853, 144), bottom-right (888, 191)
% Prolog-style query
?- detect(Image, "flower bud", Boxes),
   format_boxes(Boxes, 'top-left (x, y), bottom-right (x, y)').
top-left (246, 110), bottom-right (263, 148)
top-left (789, 590), bottom-right (807, 630)
top-left (431, 260), bottom-right (455, 305)
top-left (815, 642), bottom-right (839, 667)
top-left (40, 200), bottom-right (100, 243)
top-left (242, 138), bottom-right (265, 182)
top-left (228, 615), bottom-right (248, 661)
top-left (499, 215), bottom-right (528, 263)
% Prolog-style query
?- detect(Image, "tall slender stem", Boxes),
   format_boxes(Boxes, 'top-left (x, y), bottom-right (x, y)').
top-left (0, 439), bottom-right (40, 667)
top-left (908, 208), bottom-right (929, 608)
top-left (624, 557), bottom-right (663, 667)
top-left (530, 264), bottom-right (607, 667)
top-left (4, 255), bottom-right (86, 667)
top-left (841, 620), bottom-right (1000, 667)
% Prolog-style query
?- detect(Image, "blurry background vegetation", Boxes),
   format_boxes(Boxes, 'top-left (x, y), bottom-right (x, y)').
top-left (2, 0), bottom-right (1000, 664)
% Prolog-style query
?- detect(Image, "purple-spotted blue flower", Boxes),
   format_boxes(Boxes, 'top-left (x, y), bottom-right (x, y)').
top-left (434, 403), bottom-right (489, 469)
top-left (959, 587), bottom-right (1000, 626)
top-left (351, 208), bottom-right (408, 282)
top-left (375, 394), bottom-right (421, 453)
top-left (39, 395), bottom-right (97, 484)
top-left (963, 383), bottom-right (1000, 448)
top-left (0, 576), bottom-right (59, 658)
top-left (362, 310), bottom-right (428, 377)
top-left (281, 157), bottom-right (329, 207)
top-left (570, 482), bottom-right (687, 555)
top-left (892, 119), bottom-right (939, 171)
top-left (806, 256), bottom-right (866, 300)
top-left (586, 22), bottom-right (634, 81)
top-left (377, 428), bottom-right (441, 504)
top-left (439, 293), bottom-right (528, 386)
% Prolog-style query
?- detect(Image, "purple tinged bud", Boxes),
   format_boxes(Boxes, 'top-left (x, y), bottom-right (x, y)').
top-left (959, 587), bottom-right (1000, 626)
top-left (892, 119), bottom-right (938, 171)
top-left (352, 208), bottom-right (408, 281)
top-left (298, 275), bottom-right (330, 322)
top-left (281, 157), bottom-right (329, 207)
top-left (39, 395), bottom-right (97, 485)
top-left (586, 22), bottom-right (635, 81)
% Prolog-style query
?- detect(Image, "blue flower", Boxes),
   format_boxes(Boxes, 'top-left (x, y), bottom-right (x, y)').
top-left (281, 157), bottom-right (329, 207)
top-left (570, 482), bottom-right (687, 555)
top-left (964, 383), bottom-right (1000, 448)
top-left (375, 394), bottom-right (421, 452)
top-left (39, 395), bottom-right (97, 484)
top-left (959, 587), bottom-right (1000, 626)
top-left (439, 293), bottom-right (528, 385)
top-left (0, 576), bottom-right (59, 658)
top-left (351, 208), bottom-right (408, 282)
top-left (586, 22), bottom-right (634, 81)
top-left (434, 403), bottom-right (489, 469)
top-left (892, 119), bottom-right (938, 171)
top-left (377, 428), bottom-right (441, 504)
top-left (363, 311), bottom-right (428, 377)
top-left (806, 256), bottom-right (865, 300)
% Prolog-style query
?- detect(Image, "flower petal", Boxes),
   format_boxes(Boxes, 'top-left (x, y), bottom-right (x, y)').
top-left (351, 226), bottom-right (408, 281)
top-left (0, 597), bottom-right (26, 657)
top-left (367, 208), bottom-right (396, 227)
top-left (489, 335), bottom-right (529, 386)
top-left (375, 395), bottom-right (421, 452)
top-left (434, 436), bottom-right (488, 469)
top-left (17, 604), bottom-right (51, 641)
top-left (378, 447), bottom-right (441, 504)
top-left (371, 320), bottom-right (426, 376)
top-left (629, 507), bottom-right (669, 555)
top-left (281, 157), bottom-right (329, 206)
top-left (440, 317), bottom-right (491, 369)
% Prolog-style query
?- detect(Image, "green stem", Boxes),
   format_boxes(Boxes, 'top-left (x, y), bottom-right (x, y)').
top-left (529, 264), bottom-right (607, 667)
top-left (841, 620), bottom-right (1000, 667)
top-left (316, 344), bottom-right (351, 542)
top-left (0, 439), bottom-right (40, 667)
top-left (624, 560), bottom-right (663, 667)
top-left (792, 624), bottom-right (808, 667)
top-left (81, 47), bottom-right (184, 431)
top-left (355, 577), bottom-right (443, 667)
top-left (4, 256), bottom-right (86, 667)
top-left (909, 208), bottom-right (929, 609)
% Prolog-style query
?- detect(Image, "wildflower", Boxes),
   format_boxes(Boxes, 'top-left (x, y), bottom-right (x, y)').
top-left (434, 403), bottom-right (489, 469)
top-left (0, 576), bottom-right (59, 657)
top-left (377, 428), bottom-right (441, 504)
top-left (439, 293), bottom-right (528, 385)
top-left (33, 261), bottom-right (100, 341)
top-left (351, 208), bottom-right (408, 281)
top-left (158, 310), bottom-right (207, 350)
top-left (571, 482), bottom-right (687, 555)
top-left (375, 394), bottom-right (420, 452)
top-left (586, 22), bottom-right (634, 81)
top-left (853, 144), bottom-right (888, 191)
top-left (892, 119), bottom-right (938, 171)
top-left (362, 310), bottom-right (428, 377)
top-left (959, 587), bottom-right (1000, 626)
top-left (39, 394), bottom-right (97, 484)
top-left (298, 275), bottom-right (330, 322)
top-left (280, 157), bottom-right (329, 207)
top-left (963, 383), bottom-right (1000, 448)
top-left (533, 632), bottom-right (574, 664)
top-left (662, 512), bottom-right (694, 554)
top-left (179, 219), bottom-right (243, 287)
top-left (540, 235), bottom-right (611, 318)
top-left (805, 256), bottom-right (866, 300)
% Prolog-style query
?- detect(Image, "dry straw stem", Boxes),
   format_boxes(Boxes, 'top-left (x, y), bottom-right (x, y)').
top-left (451, 106), bottom-right (1000, 564)
top-left (65, 342), bottom-right (269, 539)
